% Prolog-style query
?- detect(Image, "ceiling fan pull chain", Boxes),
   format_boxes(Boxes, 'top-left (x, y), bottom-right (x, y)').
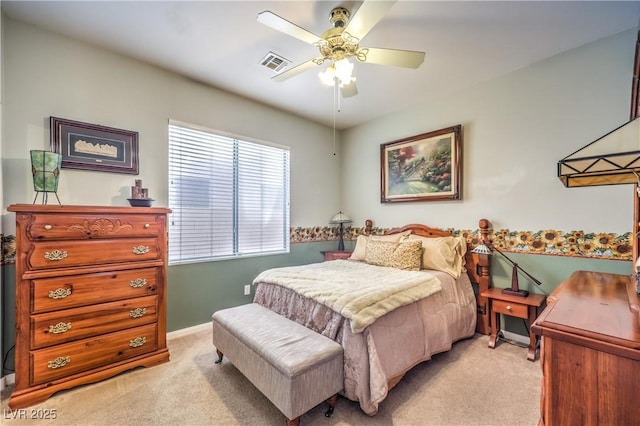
top-left (333, 81), bottom-right (338, 156)
top-left (337, 79), bottom-right (342, 113)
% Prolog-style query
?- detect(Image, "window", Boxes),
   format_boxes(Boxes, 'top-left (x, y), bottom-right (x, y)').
top-left (168, 122), bottom-right (290, 264)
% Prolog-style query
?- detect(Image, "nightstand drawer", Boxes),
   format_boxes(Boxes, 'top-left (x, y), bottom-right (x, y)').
top-left (492, 299), bottom-right (528, 319)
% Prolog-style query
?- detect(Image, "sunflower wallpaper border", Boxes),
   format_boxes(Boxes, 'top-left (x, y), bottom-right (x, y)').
top-left (289, 225), bottom-right (632, 261)
top-left (1, 227), bottom-right (631, 266)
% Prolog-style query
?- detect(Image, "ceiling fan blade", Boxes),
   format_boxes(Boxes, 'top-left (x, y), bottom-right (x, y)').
top-left (272, 58), bottom-right (321, 82)
top-left (341, 81), bottom-right (358, 98)
top-left (257, 11), bottom-right (322, 45)
top-left (344, 0), bottom-right (396, 41)
top-left (359, 47), bottom-right (425, 69)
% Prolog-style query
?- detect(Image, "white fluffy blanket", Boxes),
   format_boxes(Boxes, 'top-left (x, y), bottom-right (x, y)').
top-left (253, 260), bottom-right (442, 333)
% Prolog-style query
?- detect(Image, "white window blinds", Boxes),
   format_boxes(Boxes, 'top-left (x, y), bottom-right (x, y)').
top-left (168, 123), bottom-right (290, 264)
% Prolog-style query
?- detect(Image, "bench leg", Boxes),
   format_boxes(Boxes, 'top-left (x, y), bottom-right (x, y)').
top-left (325, 393), bottom-right (338, 418)
top-left (214, 349), bottom-right (224, 364)
top-left (285, 416), bottom-right (300, 426)
top-left (284, 394), bottom-right (337, 425)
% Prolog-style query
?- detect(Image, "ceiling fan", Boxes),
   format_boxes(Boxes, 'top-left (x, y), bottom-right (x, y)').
top-left (257, 0), bottom-right (425, 98)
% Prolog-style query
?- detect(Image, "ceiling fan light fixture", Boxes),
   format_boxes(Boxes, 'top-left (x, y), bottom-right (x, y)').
top-left (319, 58), bottom-right (355, 87)
top-left (258, 1), bottom-right (425, 96)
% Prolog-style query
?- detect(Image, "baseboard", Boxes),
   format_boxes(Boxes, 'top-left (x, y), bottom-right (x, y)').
top-left (1, 373), bottom-right (15, 391)
top-left (0, 324), bottom-right (210, 391)
top-left (501, 330), bottom-right (529, 346)
top-left (166, 322), bottom-right (210, 340)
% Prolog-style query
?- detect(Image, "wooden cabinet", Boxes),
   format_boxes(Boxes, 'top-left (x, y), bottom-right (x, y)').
top-left (7, 204), bottom-right (171, 409)
top-left (321, 250), bottom-right (353, 261)
top-left (531, 271), bottom-right (640, 425)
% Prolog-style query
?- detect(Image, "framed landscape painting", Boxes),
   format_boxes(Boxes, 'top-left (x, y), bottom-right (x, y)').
top-left (381, 125), bottom-right (462, 203)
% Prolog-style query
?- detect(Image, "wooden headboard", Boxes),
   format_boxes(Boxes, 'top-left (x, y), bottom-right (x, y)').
top-left (363, 218), bottom-right (491, 335)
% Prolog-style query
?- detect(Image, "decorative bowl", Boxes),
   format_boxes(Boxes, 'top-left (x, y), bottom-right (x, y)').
top-left (127, 198), bottom-right (154, 207)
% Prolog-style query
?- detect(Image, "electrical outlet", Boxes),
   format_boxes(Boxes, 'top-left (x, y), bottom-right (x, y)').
top-left (244, 285), bottom-right (251, 296)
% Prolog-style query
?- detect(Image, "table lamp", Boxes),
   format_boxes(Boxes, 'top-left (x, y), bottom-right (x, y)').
top-left (472, 241), bottom-right (542, 297)
top-left (330, 211), bottom-right (352, 251)
top-left (31, 150), bottom-right (62, 205)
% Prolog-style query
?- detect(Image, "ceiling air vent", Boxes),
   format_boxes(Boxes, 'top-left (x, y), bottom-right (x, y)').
top-left (259, 52), bottom-right (290, 74)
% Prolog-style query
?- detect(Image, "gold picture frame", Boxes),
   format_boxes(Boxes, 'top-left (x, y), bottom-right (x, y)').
top-left (381, 125), bottom-right (462, 203)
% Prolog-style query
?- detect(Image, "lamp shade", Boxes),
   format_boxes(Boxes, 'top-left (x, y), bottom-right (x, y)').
top-left (31, 150), bottom-right (61, 192)
top-left (319, 58), bottom-right (355, 88)
top-left (558, 116), bottom-right (640, 187)
top-left (330, 211), bottom-right (352, 224)
top-left (31, 150), bottom-right (62, 205)
top-left (471, 243), bottom-right (492, 255)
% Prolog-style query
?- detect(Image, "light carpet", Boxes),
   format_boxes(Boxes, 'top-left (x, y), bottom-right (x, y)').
top-left (1, 327), bottom-right (541, 425)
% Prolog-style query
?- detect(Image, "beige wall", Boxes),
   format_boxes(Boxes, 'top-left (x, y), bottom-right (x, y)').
top-left (1, 17), bottom-right (342, 231)
top-left (342, 29), bottom-right (636, 233)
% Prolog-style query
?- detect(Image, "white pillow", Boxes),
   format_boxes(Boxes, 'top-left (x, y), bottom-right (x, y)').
top-left (407, 235), bottom-right (467, 278)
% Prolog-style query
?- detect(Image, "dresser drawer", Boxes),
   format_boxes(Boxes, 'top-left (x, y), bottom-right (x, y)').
top-left (27, 214), bottom-right (162, 241)
top-left (32, 268), bottom-right (159, 313)
top-left (27, 238), bottom-right (161, 270)
top-left (31, 295), bottom-right (158, 349)
top-left (30, 323), bottom-right (158, 386)
top-left (493, 299), bottom-right (528, 319)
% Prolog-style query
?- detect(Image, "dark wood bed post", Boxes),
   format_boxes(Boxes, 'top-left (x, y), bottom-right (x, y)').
top-left (365, 219), bottom-right (373, 235)
top-left (474, 218), bottom-right (491, 335)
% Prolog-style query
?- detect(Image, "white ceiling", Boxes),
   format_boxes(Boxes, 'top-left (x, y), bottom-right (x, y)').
top-left (3, 1), bottom-right (640, 129)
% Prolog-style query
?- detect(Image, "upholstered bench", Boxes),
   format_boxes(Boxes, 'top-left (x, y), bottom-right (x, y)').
top-left (211, 303), bottom-right (344, 426)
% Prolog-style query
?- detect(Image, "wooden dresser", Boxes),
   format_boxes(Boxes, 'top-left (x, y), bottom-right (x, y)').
top-left (7, 204), bottom-right (171, 409)
top-left (531, 270), bottom-right (640, 425)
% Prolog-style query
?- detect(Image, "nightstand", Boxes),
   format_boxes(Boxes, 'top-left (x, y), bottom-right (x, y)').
top-left (321, 250), bottom-right (353, 261)
top-left (480, 288), bottom-right (546, 361)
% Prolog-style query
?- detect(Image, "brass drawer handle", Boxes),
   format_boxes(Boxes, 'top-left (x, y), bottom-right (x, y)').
top-left (132, 245), bottom-right (149, 255)
top-left (44, 249), bottom-right (68, 261)
top-left (144, 224), bottom-right (150, 229)
top-left (47, 356), bottom-right (70, 369)
top-left (130, 278), bottom-right (147, 288)
top-left (130, 308), bottom-right (147, 318)
top-left (506, 305), bottom-right (513, 311)
top-left (49, 322), bottom-right (72, 334)
top-left (129, 337), bottom-right (146, 348)
top-left (49, 288), bottom-right (72, 299)
top-left (44, 224), bottom-right (53, 230)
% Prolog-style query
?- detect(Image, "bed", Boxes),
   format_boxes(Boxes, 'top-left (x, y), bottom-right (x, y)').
top-left (252, 219), bottom-right (491, 415)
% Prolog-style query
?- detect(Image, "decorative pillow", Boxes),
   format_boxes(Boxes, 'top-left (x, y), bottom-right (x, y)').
top-left (407, 235), bottom-right (467, 278)
top-left (364, 239), bottom-right (423, 271)
top-left (349, 231), bottom-right (411, 261)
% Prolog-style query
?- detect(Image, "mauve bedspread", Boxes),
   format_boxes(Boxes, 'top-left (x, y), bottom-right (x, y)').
top-left (253, 261), bottom-right (477, 415)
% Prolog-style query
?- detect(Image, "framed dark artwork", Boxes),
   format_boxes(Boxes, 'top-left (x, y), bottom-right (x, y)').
top-left (381, 124), bottom-right (462, 203)
top-left (50, 116), bottom-right (139, 174)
